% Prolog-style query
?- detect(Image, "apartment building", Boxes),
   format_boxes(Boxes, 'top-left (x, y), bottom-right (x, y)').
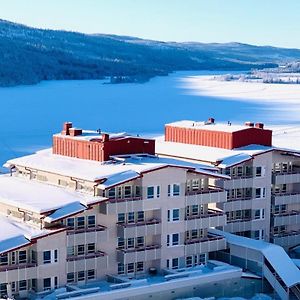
top-left (156, 119), bottom-right (300, 250)
top-left (0, 123), bottom-right (228, 298)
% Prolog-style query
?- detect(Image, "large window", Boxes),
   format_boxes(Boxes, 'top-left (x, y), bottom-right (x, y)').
top-left (19, 250), bottom-right (27, 264)
top-left (118, 263), bottom-right (125, 274)
top-left (43, 251), bottom-right (51, 264)
top-left (43, 278), bottom-right (51, 291)
top-left (167, 233), bottom-right (179, 246)
top-left (172, 258), bottom-right (179, 269)
top-left (19, 280), bottom-right (27, 291)
top-left (87, 269), bottom-right (95, 280)
top-left (147, 186), bottom-right (154, 199)
top-left (0, 254), bottom-right (8, 266)
top-left (67, 272), bottom-right (75, 283)
top-left (77, 217), bottom-right (85, 229)
top-left (118, 213), bottom-right (125, 223)
top-left (87, 215), bottom-right (96, 228)
top-left (78, 271), bottom-right (85, 281)
top-left (168, 209), bottom-right (180, 222)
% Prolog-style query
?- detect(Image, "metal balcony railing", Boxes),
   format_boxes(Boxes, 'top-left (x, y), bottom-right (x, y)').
top-left (66, 251), bottom-right (106, 262)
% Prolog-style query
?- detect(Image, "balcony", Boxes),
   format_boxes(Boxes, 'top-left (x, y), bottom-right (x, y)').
top-left (185, 209), bottom-right (226, 230)
top-left (99, 197), bottom-right (161, 214)
top-left (117, 244), bottom-right (161, 264)
top-left (273, 170), bottom-right (300, 185)
top-left (66, 251), bottom-right (106, 262)
top-left (184, 235), bottom-right (226, 255)
top-left (227, 196), bottom-right (252, 203)
top-left (185, 186), bottom-right (227, 206)
top-left (67, 225), bottom-right (107, 245)
top-left (67, 224), bottom-right (106, 235)
top-left (271, 230), bottom-right (300, 249)
top-left (224, 177), bottom-right (254, 189)
top-left (273, 210), bottom-right (300, 227)
top-left (117, 219), bottom-right (162, 238)
top-left (0, 262), bottom-right (37, 272)
top-left (273, 191), bottom-right (300, 205)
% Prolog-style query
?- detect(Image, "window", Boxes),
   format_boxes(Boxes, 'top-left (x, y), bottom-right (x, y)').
top-left (118, 263), bottom-right (125, 274)
top-left (168, 209), bottom-right (180, 222)
top-left (67, 272), bottom-right (75, 283)
top-left (43, 251), bottom-right (51, 264)
top-left (168, 185), bottom-right (171, 197)
top-left (77, 217), bottom-right (85, 229)
top-left (186, 256), bottom-right (193, 268)
top-left (127, 238), bottom-right (135, 249)
top-left (11, 252), bottom-right (16, 264)
top-left (255, 188), bottom-right (265, 199)
top-left (31, 250), bottom-right (37, 264)
top-left (192, 179), bottom-right (200, 191)
top-left (136, 261), bottom-right (144, 272)
top-left (192, 205), bottom-right (198, 215)
top-left (127, 263), bottom-right (135, 273)
top-left (128, 212), bottom-right (135, 223)
top-left (137, 211), bottom-right (144, 222)
top-left (199, 254), bottom-right (206, 265)
top-left (77, 245), bottom-right (85, 255)
top-left (87, 215), bottom-right (96, 228)
top-left (118, 213), bottom-right (125, 223)
top-left (0, 254), bottom-right (8, 266)
top-left (108, 188), bottom-right (116, 199)
top-left (167, 233), bottom-right (179, 246)
top-left (256, 167), bottom-right (262, 177)
top-left (118, 238), bottom-right (125, 249)
top-left (136, 236), bottom-right (144, 247)
top-left (67, 218), bottom-right (75, 229)
top-left (135, 186), bottom-right (141, 197)
top-left (43, 278), bottom-right (51, 291)
top-left (172, 258), bottom-right (179, 269)
top-left (78, 271), bottom-right (85, 281)
top-left (124, 186), bottom-right (132, 198)
top-left (191, 229), bottom-right (198, 239)
top-left (156, 186), bottom-right (160, 198)
top-left (54, 250), bottom-right (58, 262)
top-left (173, 184), bottom-right (180, 196)
top-left (19, 280), bottom-right (27, 291)
top-left (87, 269), bottom-right (95, 280)
top-left (147, 186), bottom-right (154, 199)
top-left (87, 243), bottom-right (95, 254)
top-left (117, 187), bottom-right (122, 198)
top-left (31, 279), bottom-right (37, 291)
top-left (19, 250), bottom-right (27, 264)
top-left (67, 246), bottom-right (75, 256)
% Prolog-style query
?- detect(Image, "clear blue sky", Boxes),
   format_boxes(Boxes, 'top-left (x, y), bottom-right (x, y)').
top-left (1, 0), bottom-right (299, 48)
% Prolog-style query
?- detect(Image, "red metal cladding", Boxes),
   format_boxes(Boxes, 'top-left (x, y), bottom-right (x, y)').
top-left (52, 135), bottom-right (155, 162)
top-left (165, 125), bottom-right (272, 149)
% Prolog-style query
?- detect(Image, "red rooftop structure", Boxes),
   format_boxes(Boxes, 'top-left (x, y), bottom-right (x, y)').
top-left (53, 122), bottom-right (155, 162)
top-left (165, 118), bottom-right (272, 149)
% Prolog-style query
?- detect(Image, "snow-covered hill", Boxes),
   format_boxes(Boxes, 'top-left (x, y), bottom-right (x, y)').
top-left (2, 19), bottom-right (300, 86)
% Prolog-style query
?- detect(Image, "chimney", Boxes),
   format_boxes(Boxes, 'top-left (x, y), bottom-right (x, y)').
top-left (69, 128), bottom-right (83, 136)
top-left (62, 122), bottom-right (72, 135)
top-left (255, 123), bottom-right (264, 129)
top-left (102, 133), bottom-right (109, 142)
top-left (207, 117), bottom-right (215, 124)
top-left (245, 121), bottom-right (254, 127)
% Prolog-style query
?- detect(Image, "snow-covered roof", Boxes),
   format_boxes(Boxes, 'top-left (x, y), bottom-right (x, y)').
top-left (5, 149), bottom-right (224, 183)
top-left (155, 135), bottom-right (272, 166)
top-left (217, 153), bottom-right (253, 168)
top-left (0, 175), bottom-right (106, 214)
top-left (44, 202), bottom-right (86, 223)
top-left (210, 229), bottom-right (300, 288)
top-left (166, 120), bottom-right (258, 133)
top-left (0, 215), bottom-right (63, 254)
top-left (54, 130), bottom-right (147, 142)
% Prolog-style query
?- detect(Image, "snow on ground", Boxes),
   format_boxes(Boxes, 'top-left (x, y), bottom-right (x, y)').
top-left (179, 75), bottom-right (300, 122)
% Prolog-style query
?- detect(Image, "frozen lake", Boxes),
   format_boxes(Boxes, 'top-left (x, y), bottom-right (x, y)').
top-left (0, 71), bottom-right (298, 170)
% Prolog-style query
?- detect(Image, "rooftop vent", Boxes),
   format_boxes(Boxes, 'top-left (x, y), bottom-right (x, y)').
top-left (205, 117), bottom-right (215, 125)
top-left (245, 121), bottom-right (254, 127)
top-left (255, 123), bottom-right (264, 129)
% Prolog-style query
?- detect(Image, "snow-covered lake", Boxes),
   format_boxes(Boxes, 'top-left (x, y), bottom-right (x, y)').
top-left (0, 71), bottom-right (299, 170)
